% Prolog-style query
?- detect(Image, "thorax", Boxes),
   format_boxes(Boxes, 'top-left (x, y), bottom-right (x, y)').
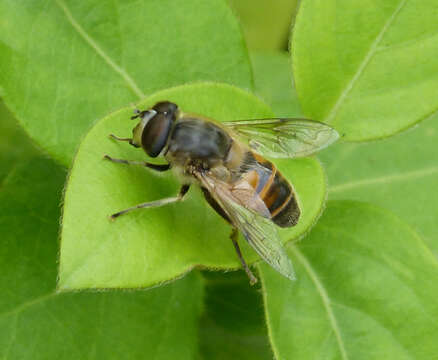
top-left (165, 116), bottom-right (258, 185)
top-left (165, 117), bottom-right (232, 168)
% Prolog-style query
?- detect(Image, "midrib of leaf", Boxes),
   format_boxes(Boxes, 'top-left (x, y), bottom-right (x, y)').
top-left (331, 301), bottom-right (415, 360)
top-left (0, 164), bottom-right (19, 192)
top-left (3, 313), bottom-right (18, 360)
top-left (329, 166), bottom-right (438, 193)
top-left (290, 244), bottom-right (349, 360)
top-left (0, 292), bottom-right (56, 320)
top-left (54, 0), bottom-right (145, 99)
top-left (324, 0), bottom-right (407, 124)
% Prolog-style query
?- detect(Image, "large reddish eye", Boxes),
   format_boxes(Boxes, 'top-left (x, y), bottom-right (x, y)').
top-left (141, 113), bottom-right (173, 157)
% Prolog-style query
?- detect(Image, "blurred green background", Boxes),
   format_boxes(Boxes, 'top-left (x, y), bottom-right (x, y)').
top-left (228, 0), bottom-right (299, 51)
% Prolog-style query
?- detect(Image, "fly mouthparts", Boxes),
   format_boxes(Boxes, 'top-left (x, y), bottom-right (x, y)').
top-left (130, 109), bottom-right (157, 120)
top-left (131, 108), bottom-right (141, 120)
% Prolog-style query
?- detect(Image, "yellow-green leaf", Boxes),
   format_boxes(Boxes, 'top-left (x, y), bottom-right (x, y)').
top-left (321, 112), bottom-right (438, 256)
top-left (59, 82), bottom-right (327, 289)
top-left (260, 201), bottom-right (438, 360)
top-left (292, 0), bottom-right (438, 140)
top-left (0, 157), bottom-right (203, 360)
top-left (0, 0), bottom-right (253, 165)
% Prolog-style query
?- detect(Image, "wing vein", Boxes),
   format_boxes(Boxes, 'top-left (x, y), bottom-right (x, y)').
top-left (324, 0), bottom-right (407, 124)
top-left (226, 118), bottom-right (339, 158)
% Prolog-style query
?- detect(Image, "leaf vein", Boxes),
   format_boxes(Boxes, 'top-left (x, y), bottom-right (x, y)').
top-left (329, 166), bottom-right (438, 193)
top-left (54, 0), bottom-right (144, 99)
top-left (324, 0), bottom-right (407, 124)
top-left (3, 314), bottom-right (18, 360)
top-left (376, 29), bottom-right (438, 53)
top-left (331, 301), bottom-right (415, 360)
top-left (0, 292), bottom-right (56, 320)
top-left (290, 245), bottom-right (349, 360)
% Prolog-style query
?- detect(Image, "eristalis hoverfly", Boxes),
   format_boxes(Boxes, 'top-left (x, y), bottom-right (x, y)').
top-left (104, 101), bottom-right (339, 284)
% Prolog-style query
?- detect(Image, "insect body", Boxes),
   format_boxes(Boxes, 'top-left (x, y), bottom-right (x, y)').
top-left (105, 101), bottom-right (339, 284)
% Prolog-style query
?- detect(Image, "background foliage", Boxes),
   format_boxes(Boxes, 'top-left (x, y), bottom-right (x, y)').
top-left (0, 0), bottom-right (437, 359)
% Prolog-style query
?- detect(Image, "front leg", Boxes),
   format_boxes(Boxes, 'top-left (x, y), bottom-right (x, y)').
top-left (109, 134), bottom-right (132, 142)
top-left (103, 155), bottom-right (170, 172)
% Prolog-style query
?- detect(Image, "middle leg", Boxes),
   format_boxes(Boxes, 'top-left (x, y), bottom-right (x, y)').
top-left (104, 154), bottom-right (170, 172)
top-left (110, 184), bottom-right (190, 220)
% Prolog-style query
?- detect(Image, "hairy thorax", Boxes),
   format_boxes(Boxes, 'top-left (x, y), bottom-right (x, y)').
top-left (165, 117), bottom-right (235, 182)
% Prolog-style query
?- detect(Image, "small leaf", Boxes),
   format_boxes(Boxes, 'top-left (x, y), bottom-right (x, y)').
top-left (0, 0), bottom-right (253, 165)
top-left (59, 82), bottom-right (327, 289)
top-left (199, 272), bottom-right (273, 360)
top-left (251, 52), bottom-right (303, 117)
top-left (321, 112), bottom-right (438, 255)
top-left (292, 0), bottom-right (438, 141)
top-left (260, 201), bottom-right (438, 360)
top-left (0, 157), bottom-right (203, 360)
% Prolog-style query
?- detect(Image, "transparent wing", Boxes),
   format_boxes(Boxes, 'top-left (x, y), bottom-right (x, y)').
top-left (197, 171), bottom-right (296, 281)
top-left (225, 118), bottom-right (339, 158)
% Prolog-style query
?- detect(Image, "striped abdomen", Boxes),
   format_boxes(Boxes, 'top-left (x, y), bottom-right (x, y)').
top-left (240, 152), bottom-right (300, 228)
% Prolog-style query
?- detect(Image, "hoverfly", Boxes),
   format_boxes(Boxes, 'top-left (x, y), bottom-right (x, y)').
top-left (105, 101), bottom-right (339, 284)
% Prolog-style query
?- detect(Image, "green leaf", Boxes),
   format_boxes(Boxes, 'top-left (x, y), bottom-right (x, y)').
top-left (0, 0), bottom-right (253, 165)
top-left (0, 156), bottom-right (203, 360)
top-left (292, 0), bottom-right (438, 141)
top-left (59, 82), bottom-right (327, 289)
top-left (0, 101), bottom-right (36, 183)
top-left (228, 0), bottom-right (299, 51)
top-left (320, 113), bottom-right (438, 256)
top-left (250, 52), bottom-right (302, 117)
top-left (260, 201), bottom-right (438, 360)
top-left (199, 272), bottom-right (272, 360)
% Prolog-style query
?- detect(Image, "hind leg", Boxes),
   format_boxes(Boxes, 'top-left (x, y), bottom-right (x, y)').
top-left (230, 228), bottom-right (258, 285)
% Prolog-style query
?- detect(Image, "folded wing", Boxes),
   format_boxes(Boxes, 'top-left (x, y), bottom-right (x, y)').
top-left (225, 118), bottom-right (339, 158)
top-left (197, 171), bottom-right (296, 281)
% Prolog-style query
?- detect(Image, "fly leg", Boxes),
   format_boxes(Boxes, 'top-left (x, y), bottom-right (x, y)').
top-left (230, 228), bottom-right (258, 285)
top-left (109, 185), bottom-right (190, 220)
top-left (103, 154), bottom-right (171, 172)
top-left (108, 134), bottom-right (132, 142)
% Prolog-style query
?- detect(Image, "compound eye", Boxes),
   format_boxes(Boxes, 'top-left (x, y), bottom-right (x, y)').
top-left (141, 113), bottom-right (173, 157)
top-left (130, 110), bottom-right (157, 147)
top-left (152, 101), bottom-right (178, 118)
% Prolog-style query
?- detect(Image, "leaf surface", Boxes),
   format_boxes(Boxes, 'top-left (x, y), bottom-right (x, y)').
top-left (0, 157), bottom-right (203, 360)
top-left (260, 201), bottom-right (438, 360)
top-left (0, 101), bottom-right (36, 183)
top-left (251, 52), bottom-right (302, 117)
top-left (59, 82), bottom-right (327, 289)
top-left (0, 0), bottom-right (253, 164)
top-left (229, 0), bottom-right (299, 51)
top-left (199, 272), bottom-right (273, 360)
top-left (292, 0), bottom-right (438, 140)
top-left (321, 113), bottom-right (438, 255)
top-left (250, 50), bottom-right (438, 256)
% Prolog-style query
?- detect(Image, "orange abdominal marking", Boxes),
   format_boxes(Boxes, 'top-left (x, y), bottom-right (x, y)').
top-left (259, 165), bottom-right (276, 199)
top-left (271, 191), bottom-right (294, 217)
